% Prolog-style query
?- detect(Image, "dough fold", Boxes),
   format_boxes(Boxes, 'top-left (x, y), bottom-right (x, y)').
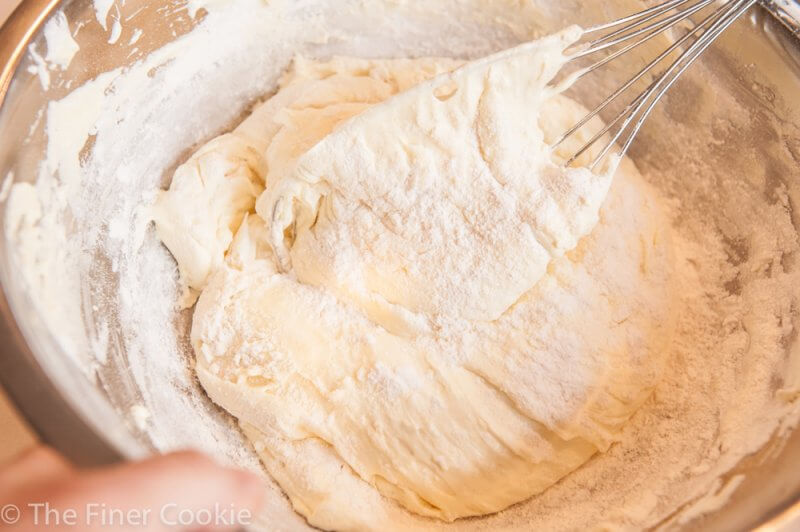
top-left (258, 28), bottom-right (613, 329)
top-left (154, 29), bottom-right (677, 531)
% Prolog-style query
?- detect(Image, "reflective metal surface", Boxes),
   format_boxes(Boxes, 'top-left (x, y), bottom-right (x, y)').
top-left (762, 0), bottom-right (800, 35)
top-left (0, 0), bottom-right (799, 530)
top-left (0, 0), bottom-right (122, 467)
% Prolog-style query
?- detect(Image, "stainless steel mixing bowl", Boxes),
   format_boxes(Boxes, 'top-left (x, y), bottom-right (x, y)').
top-left (1, 0), bottom-right (799, 530)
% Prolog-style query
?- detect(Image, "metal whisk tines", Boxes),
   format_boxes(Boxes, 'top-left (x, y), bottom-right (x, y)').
top-left (554, 0), bottom-right (758, 170)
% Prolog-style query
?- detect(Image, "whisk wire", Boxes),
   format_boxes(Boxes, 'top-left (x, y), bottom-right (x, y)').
top-left (576, 0), bottom-right (717, 58)
top-left (555, 0), bottom-right (758, 170)
top-left (576, 0), bottom-right (716, 72)
top-left (552, 0), bottom-right (736, 152)
top-left (616, 0), bottom-right (759, 162)
top-left (585, 0), bottom-right (694, 33)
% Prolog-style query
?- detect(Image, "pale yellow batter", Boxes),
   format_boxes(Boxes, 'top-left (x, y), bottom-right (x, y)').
top-left (152, 28), bottom-right (677, 531)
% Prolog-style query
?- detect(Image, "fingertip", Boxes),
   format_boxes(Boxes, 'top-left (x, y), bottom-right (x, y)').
top-left (74, 449), bottom-right (268, 523)
top-left (232, 468), bottom-right (267, 510)
top-left (2, 445), bottom-right (73, 480)
top-left (18, 445), bottom-right (70, 467)
top-left (160, 449), bottom-right (217, 469)
top-left (142, 450), bottom-right (267, 508)
top-left (0, 445), bottom-right (74, 503)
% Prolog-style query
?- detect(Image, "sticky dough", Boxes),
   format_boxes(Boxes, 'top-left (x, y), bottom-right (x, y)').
top-left (153, 28), bottom-right (677, 531)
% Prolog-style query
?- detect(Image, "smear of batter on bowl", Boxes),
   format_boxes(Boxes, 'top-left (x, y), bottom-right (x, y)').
top-left (152, 25), bottom-right (678, 530)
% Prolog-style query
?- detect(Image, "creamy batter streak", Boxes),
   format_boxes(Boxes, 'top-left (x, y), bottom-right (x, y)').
top-left (152, 28), bottom-right (677, 531)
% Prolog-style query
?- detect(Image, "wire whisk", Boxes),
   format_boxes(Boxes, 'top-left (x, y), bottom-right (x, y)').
top-left (554, 0), bottom-right (759, 170)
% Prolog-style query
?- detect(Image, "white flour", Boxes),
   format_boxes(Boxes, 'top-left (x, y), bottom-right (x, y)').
top-left (153, 47), bottom-right (675, 529)
top-left (2, 0), bottom-right (799, 530)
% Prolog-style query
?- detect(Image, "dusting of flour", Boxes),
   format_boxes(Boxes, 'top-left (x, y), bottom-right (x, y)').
top-left (1, 0), bottom-right (799, 530)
